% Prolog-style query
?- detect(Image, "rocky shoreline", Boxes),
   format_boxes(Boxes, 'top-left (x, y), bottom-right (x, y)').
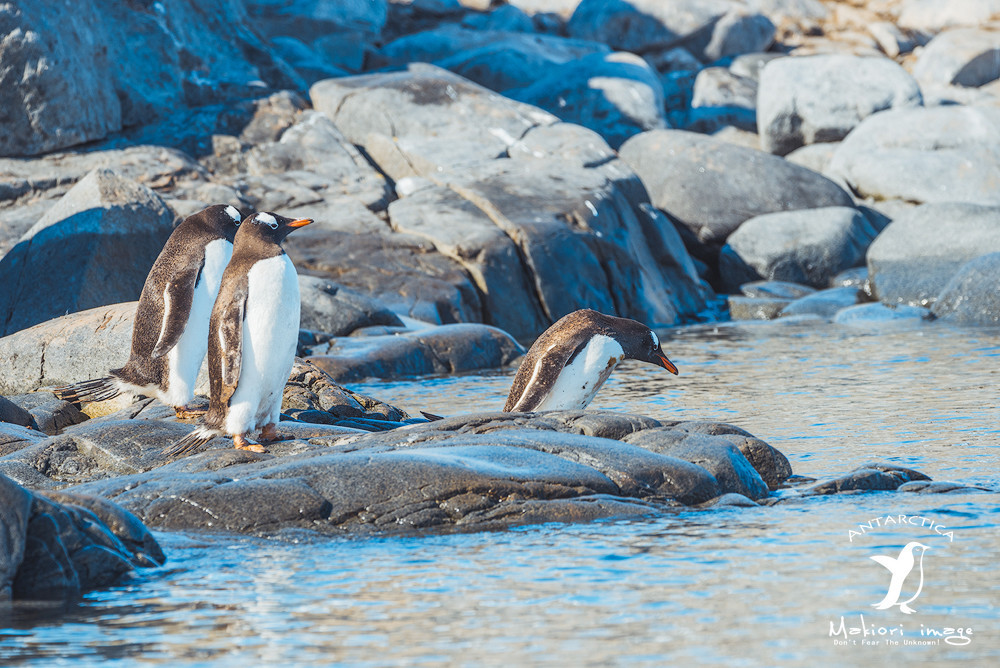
top-left (3, 0), bottom-right (1000, 600)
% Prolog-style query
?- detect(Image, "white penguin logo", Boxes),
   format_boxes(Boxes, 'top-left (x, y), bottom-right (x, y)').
top-left (870, 542), bottom-right (930, 614)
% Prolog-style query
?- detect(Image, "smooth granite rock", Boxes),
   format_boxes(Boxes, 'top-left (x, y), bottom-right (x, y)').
top-left (298, 275), bottom-right (404, 337)
top-left (866, 203), bottom-right (1000, 306)
top-left (0, 170), bottom-right (175, 337)
top-left (930, 252), bottom-right (1000, 325)
top-left (718, 207), bottom-right (879, 291)
top-left (619, 129), bottom-right (854, 252)
top-left (757, 54), bottom-right (922, 156)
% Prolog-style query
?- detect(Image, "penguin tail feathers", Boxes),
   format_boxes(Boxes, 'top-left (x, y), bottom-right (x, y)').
top-left (52, 377), bottom-right (121, 405)
top-left (420, 411), bottom-right (445, 422)
top-left (163, 427), bottom-right (218, 458)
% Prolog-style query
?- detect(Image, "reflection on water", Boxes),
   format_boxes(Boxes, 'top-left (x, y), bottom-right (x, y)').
top-left (3, 321), bottom-right (999, 665)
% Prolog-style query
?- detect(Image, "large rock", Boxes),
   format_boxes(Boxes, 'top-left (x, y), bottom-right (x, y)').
top-left (0, 169), bottom-right (175, 336)
top-left (298, 275), bottom-right (403, 337)
top-left (619, 130), bottom-right (854, 252)
top-left (866, 203), bottom-right (1000, 306)
top-left (930, 252), bottom-right (1000, 325)
top-left (566, 0), bottom-right (773, 62)
top-left (62, 412), bottom-right (789, 535)
top-left (0, 474), bottom-right (163, 601)
top-left (0, 1), bottom-right (121, 156)
top-left (911, 28), bottom-right (1000, 89)
top-left (307, 324), bottom-right (525, 382)
top-left (718, 206), bottom-right (880, 292)
top-left (0, 302), bottom-right (135, 396)
top-left (432, 30), bottom-right (609, 93)
top-left (310, 64), bottom-right (558, 177)
top-left (506, 50), bottom-right (667, 149)
top-left (897, 0), bottom-right (1000, 34)
top-left (826, 106), bottom-right (1000, 207)
top-left (757, 54), bottom-right (922, 156)
top-left (686, 67), bottom-right (758, 133)
top-left (0, 0), bottom-right (302, 157)
top-left (310, 66), bottom-right (708, 338)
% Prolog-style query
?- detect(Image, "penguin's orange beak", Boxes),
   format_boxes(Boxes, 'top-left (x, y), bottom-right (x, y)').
top-left (656, 352), bottom-right (679, 375)
top-left (287, 218), bottom-right (313, 228)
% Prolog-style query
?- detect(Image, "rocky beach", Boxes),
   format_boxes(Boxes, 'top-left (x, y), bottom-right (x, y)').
top-left (1, 0), bottom-right (999, 664)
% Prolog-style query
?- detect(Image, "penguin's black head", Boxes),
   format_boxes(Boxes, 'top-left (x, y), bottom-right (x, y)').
top-left (191, 204), bottom-right (244, 242)
top-left (621, 322), bottom-right (678, 375)
top-left (243, 211), bottom-right (313, 242)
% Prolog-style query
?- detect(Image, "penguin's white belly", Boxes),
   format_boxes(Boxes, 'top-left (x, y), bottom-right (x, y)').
top-left (532, 335), bottom-right (624, 411)
top-left (163, 239), bottom-right (232, 406)
top-left (225, 254), bottom-right (300, 435)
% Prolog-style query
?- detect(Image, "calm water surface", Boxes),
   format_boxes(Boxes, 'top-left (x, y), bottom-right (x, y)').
top-left (3, 319), bottom-right (999, 665)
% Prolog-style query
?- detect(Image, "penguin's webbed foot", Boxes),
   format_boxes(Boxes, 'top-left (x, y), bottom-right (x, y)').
top-left (258, 423), bottom-right (285, 444)
top-left (233, 434), bottom-right (266, 453)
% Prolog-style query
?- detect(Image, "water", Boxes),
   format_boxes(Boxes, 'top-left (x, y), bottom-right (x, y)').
top-left (3, 319), bottom-right (999, 665)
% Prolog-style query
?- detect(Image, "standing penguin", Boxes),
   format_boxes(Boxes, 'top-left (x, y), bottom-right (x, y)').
top-left (503, 309), bottom-right (678, 413)
top-left (54, 204), bottom-right (243, 416)
top-left (165, 212), bottom-right (312, 456)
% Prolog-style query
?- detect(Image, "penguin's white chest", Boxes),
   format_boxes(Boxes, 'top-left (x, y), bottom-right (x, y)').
top-left (533, 335), bottom-right (625, 411)
top-left (224, 254), bottom-right (300, 433)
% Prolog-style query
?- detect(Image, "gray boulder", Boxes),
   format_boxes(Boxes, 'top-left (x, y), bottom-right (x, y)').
top-left (0, 474), bottom-right (163, 601)
top-left (566, 0), bottom-right (772, 63)
top-left (930, 252), bottom-right (1000, 325)
top-left (0, 396), bottom-right (36, 430)
top-left (911, 28), bottom-right (1000, 89)
top-left (306, 324), bottom-right (525, 383)
top-left (779, 286), bottom-right (863, 319)
top-left (5, 395), bottom-right (87, 436)
top-left (740, 280), bottom-right (816, 299)
top-left (0, 422), bottom-right (47, 458)
top-left (0, 169), bottom-right (175, 336)
top-left (506, 51), bottom-right (667, 149)
top-left (0, 0), bottom-right (302, 157)
top-left (718, 207), bottom-right (879, 292)
top-left (804, 463), bottom-right (930, 496)
top-left (897, 0), bottom-right (1000, 34)
top-left (866, 203), bottom-right (1000, 306)
top-left (60, 412), bottom-right (788, 535)
top-left (0, 1), bottom-right (121, 156)
top-left (757, 54), bottom-right (923, 156)
top-left (310, 66), bottom-right (708, 338)
top-left (0, 302), bottom-right (135, 396)
top-left (686, 67), bottom-right (757, 133)
top-left (826, 106), bottom-right (1000, 207)
top-left (299, 276), bottom-right (403, 337)
top-left (619, 129), bottom-right (854, 250)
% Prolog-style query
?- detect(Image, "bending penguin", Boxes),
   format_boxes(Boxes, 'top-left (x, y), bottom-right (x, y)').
top-left (503, 309), bottom-right (678, 413)
top-left (164, 211), bottom-right (313, 456)
top-left (54, 204), bottom-right (243, 417)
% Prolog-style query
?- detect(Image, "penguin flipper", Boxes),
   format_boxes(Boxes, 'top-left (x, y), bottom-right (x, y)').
top-left (504, 339), bottom-right (586, 412)
top-left (151, 261), bottom-right (205, 359)
top-left (213, 286), bottom-right (248, 409)
top-left (870, 555), bottom-right (897, 571)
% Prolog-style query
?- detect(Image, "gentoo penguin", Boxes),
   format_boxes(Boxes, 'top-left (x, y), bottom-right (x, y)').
top-left (871, 542), bottom-right (930, 614)
top-left (164, 211), bottom-right (312, 456)
top-left (503, 309), bottom-right (678, 413)
top-left (54, 204), bottom-right (243, 416)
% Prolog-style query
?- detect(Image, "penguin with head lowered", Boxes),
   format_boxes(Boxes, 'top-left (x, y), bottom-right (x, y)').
top-left (165, 211), bottom-right (312, 456)
top-left (54, 204), bottom-right (243, 416)
top-left (503, 309), bottom-right (678, 413)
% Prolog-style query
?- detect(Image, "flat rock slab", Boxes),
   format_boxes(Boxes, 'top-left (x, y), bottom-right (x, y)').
top-left (0, 473), bottom-right (163, 601)
top-left (58, 411), bottom-right (792, 536)
top-left (307, 323), bottom-right (525, 382)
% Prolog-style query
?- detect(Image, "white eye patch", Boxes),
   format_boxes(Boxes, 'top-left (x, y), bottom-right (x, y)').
top-left (226, 205), bottom-right (241, 223)
top-left (256, 212), bottom-right (278, 229)
top-left (650, 330), bottom-right (659, 348)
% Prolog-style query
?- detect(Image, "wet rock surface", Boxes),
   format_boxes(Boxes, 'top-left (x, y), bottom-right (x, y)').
top-left (0, 474), bottom-right (164, 601)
